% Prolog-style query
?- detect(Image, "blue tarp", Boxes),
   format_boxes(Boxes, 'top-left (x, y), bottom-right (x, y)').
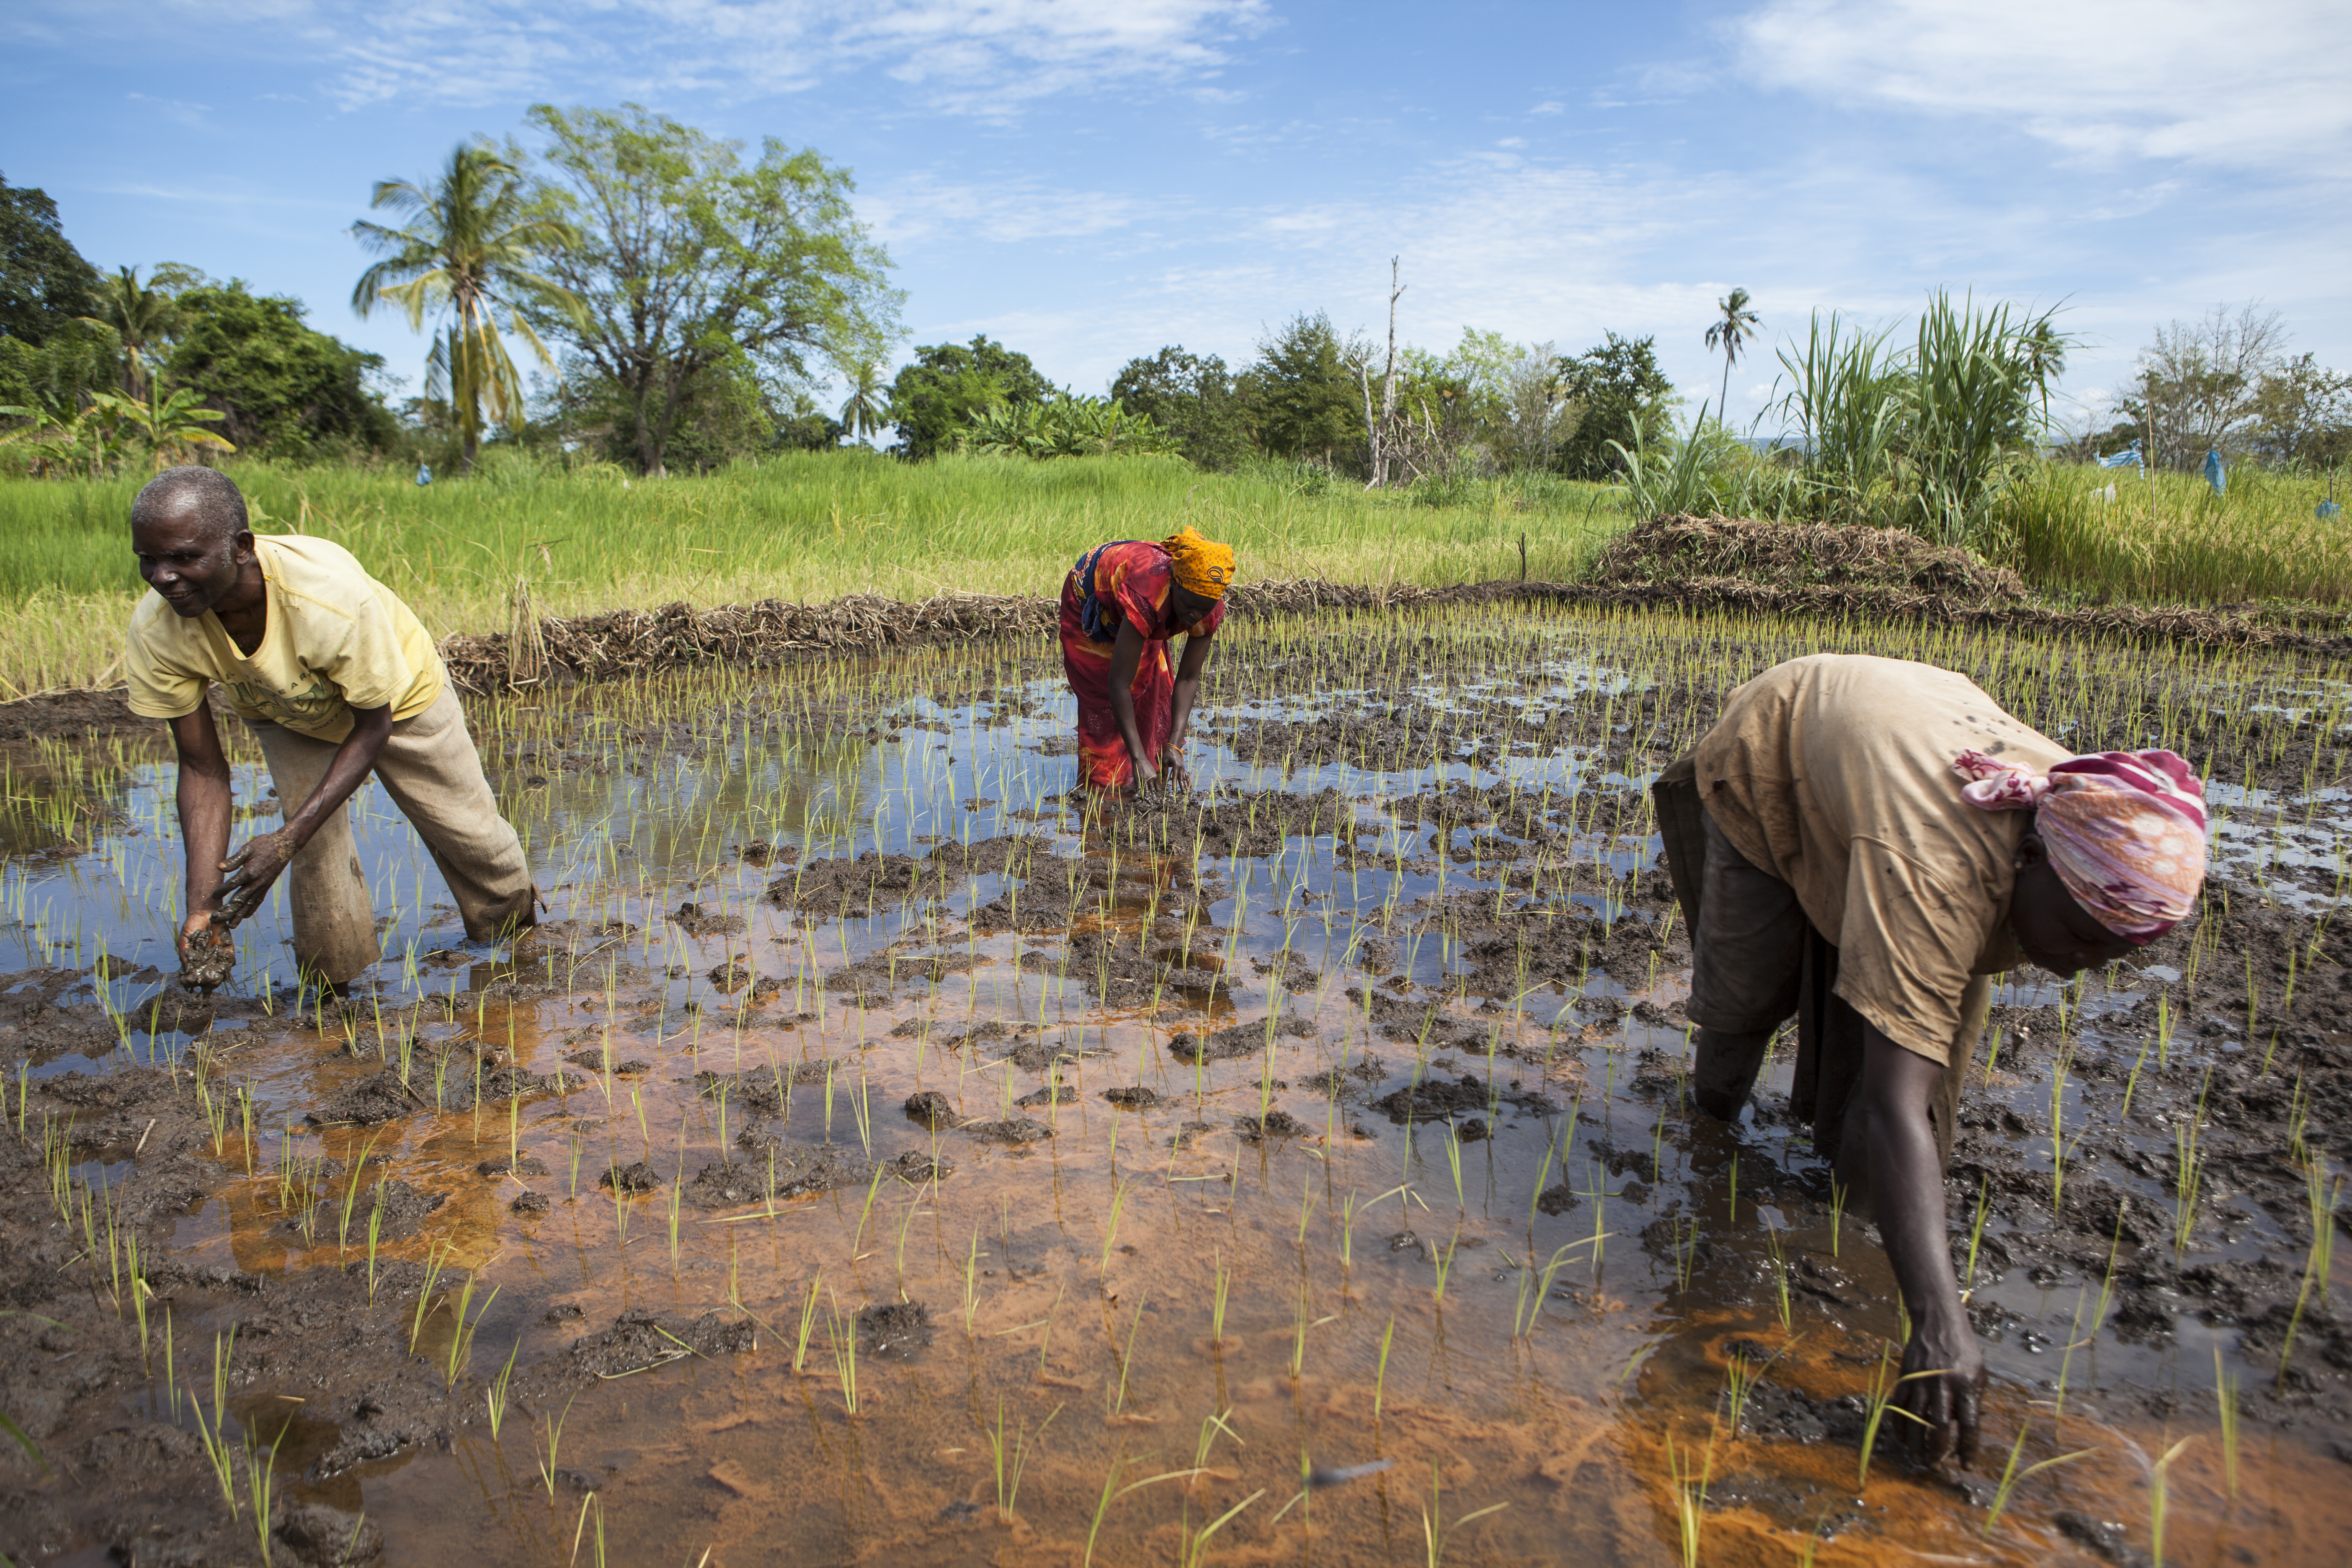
top-left (2204, 449), bottom-right (2226, 494)
top-left (2097, 441), bottom-right (2142, 469)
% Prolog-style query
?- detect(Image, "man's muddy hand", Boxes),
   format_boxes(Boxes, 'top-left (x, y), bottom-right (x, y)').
top-left (1895, 1315), bottom-right (1984, 1468)
top-left (177, 911), bottom-right (238, 993)
top-left (217, 829), bottom-right (298, 923)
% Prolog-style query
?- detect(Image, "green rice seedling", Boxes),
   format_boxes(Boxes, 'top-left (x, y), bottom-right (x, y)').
top-left (2174, 1073), bottom-right (2213, 1256)
top-left (1827, 1180), bottom-right (1849, 1257)
top-left (1856, 1342), bottom-right (1934, 1488)
top-left (1419, 1460), bottom-right (1507, 1568)
top-left (2156, 993), bottom-right (2173, 1069)
top-left (1183, 1488), bottom-right (1265, 1568)
top-left (793, 1275), bottom-right (823, 1372)
top-left (2215, 1342), bottom-right (2240, 1498)
top-left (1981, 1427), bottom-right (2095, 1538)
top-left (1375, 1314), bottom-right (1396, 1418)
top-left (1725, 1153), bottom-right (1737, 1226)
top-left (987, 1396), bottom-right (1061, 1523)
top-left (1981, 1025), bottom-right (2005, 1087)
top-left (1101, 1178), bottom-right (1131, 1276)
top-left (244, 1422), bottom-right (289, 1564)
top-left (1764, 1222), bottom-right (1793, 1332)
top-left (2149, 1435), bottom-right (2194, 1567)
top-left (1430, 1236), bottom-right (1457, 1306)
top-left (486, 1336), bottom-right (521, 1441)
top-left (1720, 1345), bottom-right (1771, 1435)
top-left (568, 1138), bottom-right (583, 1198)
top-left (825, 1294), bottom-right (859, 1414)
top-left (1663, 1432), bottom-right (1710, 1568)
top-left (1963, 1176), bottom-right (1993, 1297)
top-left (408, 1241), bottom-right (449, 1355)
top-left (1671, 1215), bottom-right (1700, 1292)
top-left (188, 1386), bottom-right (240, 1515)
top-left (962, 1231), bottom-right (981, 1333)
top-left (536, 1394), bottom-right (578, 1500)
top-left (1112, 1294), bottom-right (1146, 1416)
top-left (1210, 1252), bottom-right (1232, 1346)
top-left (444, 1275), bottom-right (498, 1389)
top-left (2278, 1161), bottom-right (2341, 1384)
top-left (1441, 1124), bottom-right (1465, 1211)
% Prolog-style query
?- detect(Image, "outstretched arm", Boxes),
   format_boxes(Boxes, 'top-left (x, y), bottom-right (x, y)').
top-left (214, 704), bottom-right (395, 923)
top-left (1846, 1025), bottom-right (1982, 1467)
top-left (169, 707), bottom-right (235, 960)
top-left (1167, 629), bottom-right (1215, 758)
top-left (1105, 623), bottom-right (1157, 785)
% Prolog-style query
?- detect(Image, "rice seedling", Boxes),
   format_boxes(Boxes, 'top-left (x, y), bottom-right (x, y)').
top-left (1981, 1427), bottom-right (2096, 1538)
top-left (2215, 1342), bottom-right (2240, 1499)
top-left (986, 1396), bottom-right (1060, 1523)
top-left (1855, 1342), bottom-right (1934, 1488)
top-left (2278, 1159), bottom-right (2341, 1384)
top-left (825, 1294), bottom-right (859, 1414)
top-left (1663, 1431), bottom-right (1710, 1568)
top-left (1375, 1314), bottom-right (1396, 1419)
top-left (2149, 1435), bottom-right (2194, 1567)
top-left (444, 1274), bottom-right (499, 1389)
top-left (1210, 1252), bottom-right (1232, 1346)
top-left (487, 1337), bottom-right (521, 1441)
top-left (1419, 1460), bottom-right (1508, 1568)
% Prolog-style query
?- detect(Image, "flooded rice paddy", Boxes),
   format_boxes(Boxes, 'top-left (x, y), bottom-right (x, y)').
top-left (3, 604), bottom-right (2349, 1567)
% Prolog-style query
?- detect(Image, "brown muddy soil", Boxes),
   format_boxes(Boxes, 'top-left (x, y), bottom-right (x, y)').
top-left (2, 607), bottom-right (2347, 1565)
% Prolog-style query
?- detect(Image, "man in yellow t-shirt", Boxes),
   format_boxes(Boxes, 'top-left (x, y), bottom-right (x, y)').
top-left (126, 466), bottom-right (534, 985)
top-left (1654, 654), bottom-right (2210, 1473)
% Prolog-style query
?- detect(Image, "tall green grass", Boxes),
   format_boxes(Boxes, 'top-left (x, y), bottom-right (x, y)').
top-left (1995, 463), bottom-right (2351, 606)
top-left (0, 453), bottom-right (1627, 695)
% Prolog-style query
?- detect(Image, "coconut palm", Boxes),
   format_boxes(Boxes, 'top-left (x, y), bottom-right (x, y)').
top-left (77, 266), bottom-right (180, 399)
top-left (351, 144), bottom-right (581, 473)
top-left (838, 358), bottom-right (889, 441)
top-left (1704, 287), bottom-right (1761, 428)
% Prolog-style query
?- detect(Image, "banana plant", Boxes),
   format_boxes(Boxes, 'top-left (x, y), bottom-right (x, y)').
top-left (85, 387), bottom-right (235, 470)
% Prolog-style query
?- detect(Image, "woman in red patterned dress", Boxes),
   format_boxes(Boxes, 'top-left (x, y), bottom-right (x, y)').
top-left (1059, 526), bottom-right (1235, 789)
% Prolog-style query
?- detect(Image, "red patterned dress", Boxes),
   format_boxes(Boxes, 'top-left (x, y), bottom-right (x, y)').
top-left (1059, 540), bottom-right (1225, 789)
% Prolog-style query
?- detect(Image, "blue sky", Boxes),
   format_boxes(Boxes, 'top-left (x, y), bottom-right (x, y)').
top-left (7, 0), bottom-right (2346, 435)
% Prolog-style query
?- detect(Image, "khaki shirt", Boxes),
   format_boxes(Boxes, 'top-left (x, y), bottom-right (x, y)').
top-left (1689, 654), bottom-right (2068, 1064)
top-left (126, 535), bottom-right (444, 744)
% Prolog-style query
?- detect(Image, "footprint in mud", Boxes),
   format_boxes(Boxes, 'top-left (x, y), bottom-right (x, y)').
top-left (1016, 1084), bottom-right (1078, 1109)
top-left (1102, 1085), bottom-right (1159, 1109)
top-left (1235, 1109), bottom-right (1307, 1142)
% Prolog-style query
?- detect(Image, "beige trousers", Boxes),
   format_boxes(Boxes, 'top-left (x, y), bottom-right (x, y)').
top-left (247, 687), bottom-right (534, 983)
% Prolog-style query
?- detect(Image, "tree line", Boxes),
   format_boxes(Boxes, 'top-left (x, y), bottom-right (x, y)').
top-left (4, 116), bottom-right (2347, 485)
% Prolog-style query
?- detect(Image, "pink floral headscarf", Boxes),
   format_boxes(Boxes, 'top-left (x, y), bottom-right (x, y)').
top-left (1952, 749), bottom-right (2208, 943)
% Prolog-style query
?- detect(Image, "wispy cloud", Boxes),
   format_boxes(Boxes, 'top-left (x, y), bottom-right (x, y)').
top-left (1734, 0), bottom-right (2352, 175)
top-left (69, 0), bottom-right (1278, 116)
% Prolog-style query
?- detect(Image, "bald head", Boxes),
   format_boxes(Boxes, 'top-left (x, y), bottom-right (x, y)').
top-left (132, 466), bottom-right (247, 540)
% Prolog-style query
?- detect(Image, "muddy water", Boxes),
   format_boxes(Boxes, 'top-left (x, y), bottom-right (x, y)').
top-left (4, 613), bottom-right (2349, 1566)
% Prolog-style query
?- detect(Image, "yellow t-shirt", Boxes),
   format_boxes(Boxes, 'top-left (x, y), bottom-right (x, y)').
top-left (1689, 653), bottom-right (2071, 1065)
top-left (125, 534), bottom-right (444, 743)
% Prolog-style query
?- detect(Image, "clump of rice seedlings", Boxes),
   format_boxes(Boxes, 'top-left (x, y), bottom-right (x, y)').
top-left (2278, 1159), bottom-right (2341, 1384)
top-left (1210, 1252), bottom-right (1232, 1346)
top-left (2173, 1072), bottom-right (2213, 1256)
top-left (486, 1337), bottom-right (521, 1441)
top-left (2148, 1435), bottom-right (2194, 1567)
top-left (1855, 1342), bottom-right (1933, 1488)
top-left (987, 1396), bottom-right (1060, 1523)
top-left (1663, 1432), bottom-right (1709, 1568)
top-left (536, 1394), bottom-right (578, 1499)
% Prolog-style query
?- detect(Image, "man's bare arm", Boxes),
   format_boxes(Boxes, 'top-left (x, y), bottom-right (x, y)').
top-left (170, 707), bottom-right (235, 955)
top-left (215, 705), bottom-right (394, 923)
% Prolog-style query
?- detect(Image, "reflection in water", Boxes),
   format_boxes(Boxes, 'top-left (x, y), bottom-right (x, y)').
top-left (4, 631), bottom-right (2344, 1565)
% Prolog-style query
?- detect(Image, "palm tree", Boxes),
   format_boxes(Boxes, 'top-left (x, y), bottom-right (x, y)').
top-left (838, 358), bottom-right (889, 441)
top-left (1704, 287), bottom-right (1761, 427)
top-left (351, 144), bottom-right (581, 473)
top-left (78, 266), bottom-right (180, 399)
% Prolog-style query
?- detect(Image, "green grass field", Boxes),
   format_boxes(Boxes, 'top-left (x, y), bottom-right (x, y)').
top-left (0, 449), bottom-right (2341, 697)
top-left (0, 454), bottom-right (1630, 696)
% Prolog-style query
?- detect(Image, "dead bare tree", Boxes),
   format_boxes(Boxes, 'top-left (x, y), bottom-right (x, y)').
top-left (1359, 258), bottom-right (1405, 488)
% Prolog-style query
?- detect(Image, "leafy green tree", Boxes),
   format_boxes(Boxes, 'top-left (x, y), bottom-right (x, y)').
top-left (1243, 312), bottom-right (1365, 469)
top-left (77, 266), bottom-right (182, 397)
top-left (2249, 352), bottom-right (2352, 468)
top-left (1110, 346), bottom-right (1251, 469)
top-left (1705, 287), bottom-right (1760, 426)
top-left (886, 335), bottom-right (1050, 460)
top-left (166, 281), bottom-right (395, 457)
top-left (352, 142), bottom-right (582, 473)
top-left (0, 175), bottom-right (99, 346)
top-left (1555, 332), bottom-right (1674, 479)
top-left (521, 104), bottom-right (900, 478)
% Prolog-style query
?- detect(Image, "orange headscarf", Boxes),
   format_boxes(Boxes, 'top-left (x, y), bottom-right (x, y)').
top-left (1162, 526), bottom-right (1236, 599)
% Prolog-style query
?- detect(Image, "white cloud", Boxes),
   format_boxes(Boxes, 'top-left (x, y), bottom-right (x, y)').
top-left (863, 174), bottom-right (1166, 248)
top-left (1736, 0), bottom-right (2352, 174)
top-left (113, 0), bottom-right (1277, 114)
